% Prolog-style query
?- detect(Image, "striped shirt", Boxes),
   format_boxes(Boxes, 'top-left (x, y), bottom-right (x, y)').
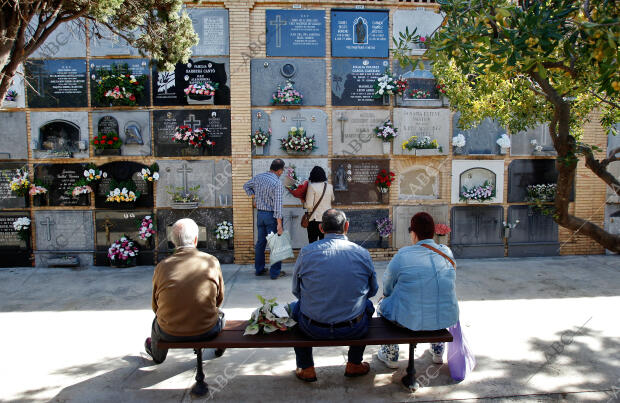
top-left (243, 172), bottom-right (284, 219)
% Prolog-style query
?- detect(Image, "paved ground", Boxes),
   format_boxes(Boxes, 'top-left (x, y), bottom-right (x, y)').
top-left (0, 255), bottom-right (619, 402)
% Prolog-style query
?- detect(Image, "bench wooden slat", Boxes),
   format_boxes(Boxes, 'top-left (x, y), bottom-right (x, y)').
top-left (158, 318), bottom-right (453, 349)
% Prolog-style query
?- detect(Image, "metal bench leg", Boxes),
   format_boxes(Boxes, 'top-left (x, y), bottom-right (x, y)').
top-left (401, 343), bottom-right (420, 392)
top-left (191, 348), bottom-right (209, 397)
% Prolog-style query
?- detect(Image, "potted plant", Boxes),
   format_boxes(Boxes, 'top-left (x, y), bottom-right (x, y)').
top-left (496, 134), bottom-right (511, 155)
top-left (214, 220), bottom-right (234, 250)
top-left (243, 295), bottom-right (297, 335)
top-left (92, 132), bottom-right (122, 156)
top-left (167, 185), bottom-right (201, 209)
top-left (434, 223), bottom-right (451, 243)
top-left (12, 216), bottom-right (31, 248)
top-left (405, 88), bottom-right (432, 100)
top-left (105, 180), bottom-right (140, 208)
top-left (401, 135), bottom-right (443, 156)
top-left (173, 125), bottom-right (216, 156)
top-left (375, 217), bottom-right (392, 248)
top-left (374, 119), bottom-right (398, 154)
top-left (29, 180), bottom-right (48, 206)
top-left (375, 170), bottom-right (395, 202)
top-left (184, 82), bottom-right (218, 104)
top-left (138, 215), bottom-right (156, 248)
top-left (373, 69), bottom-right (407, 105)
top-left (4, 90), bottom-right (18, 105)
top-left (251, 128), bottom-right (271, 155)
top-left (108, 236), bottom-right (139, 267)
top-left (272, 80), bottom-right (303, 105)
top-left (460, 181), bottom-right (496, 203)
top-left (140, 164), bottom-right (160, 182)
top-left (92, 63), bottom-right (146, 107)
top-left (452, 133), bottom-right (466, 154)
top-left (280, 127), bottom-right (316, 155)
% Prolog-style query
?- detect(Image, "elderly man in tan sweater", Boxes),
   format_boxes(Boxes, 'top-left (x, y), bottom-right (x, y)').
top-left (145, 218), bottom-right (225, 364)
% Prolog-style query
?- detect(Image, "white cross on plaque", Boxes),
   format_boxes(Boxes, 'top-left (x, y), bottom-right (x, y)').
top-left (183, 114), bottom-right (202, 130)
top-left (40, 217), bottom-right (55, 242)
top-left (177, 163), bottom-right (193, 193)
top-left (269, 15), bottom-right (288, 48)
top-left (292, 112), bottom-right (307, 129)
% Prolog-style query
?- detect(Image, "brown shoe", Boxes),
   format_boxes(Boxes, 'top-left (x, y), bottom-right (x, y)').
top-left (344, 362), bottom-right (370, 377)
top-left (295, 366), bottom-right (317, 382)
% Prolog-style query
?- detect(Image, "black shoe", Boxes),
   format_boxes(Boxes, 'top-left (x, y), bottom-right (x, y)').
top-left (214, 348), bottom-right (226, 358)
top-left (144, 337), bottom-right (154, 359)
top-left (270, 270), bottom-right (286, 280)
top-left (255, 268), bottom-right (267, 276)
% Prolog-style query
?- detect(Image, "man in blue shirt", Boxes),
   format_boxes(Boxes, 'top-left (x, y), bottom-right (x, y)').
top-left (243, 158), bottom-right (285, 279)
top-left (290, 209), bottom-right (378, 382)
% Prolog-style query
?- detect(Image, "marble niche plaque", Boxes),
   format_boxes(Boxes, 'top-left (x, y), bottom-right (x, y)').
top-left (95, 210), bottom-right (155, 265)
top-left (393, 205), bottom-right (450, 249)
top-left (606, 161), bottom-right (620, 204)
top-left (507, 159), bottom-right (565, 203)
top-left (90, 59), bottom-right (150, 107)
top-left (252, 109), bottom-right (270, 156)
top-left (0, 162), bottom-right (28, 209)
top-left (393, 9), bottom-right (444, 56)
top-left (266, 10), bottom-right (325, 57)
top-left (343, 209), bottom-right (390, 249)
top-left (269, 109), bottom-right (328, 156)
top-left (251, 59), bottom-right (326, 106)
top-left (450, 206), bottom-right (504, 258)
top-left (156, 160), bottom-right (233, 208)
top-left (26, 59), bottom-right (87, 108)
top-left (34, 210), bottom-right (94, 267)
top-left (153, 110), bottom-right (231, 157)
top-left (251, 158), bottom-right (329, 206)
top-left (507, 205), bottom-right (559, 257)
top-left (95, 161), bottom-right (153, 209)
top-left (393, 61), bottom-right (444, 107)
top-left (90, 25), bottom-right (140, 57)
top-left (604, 205), bottom-right (620, 255)
top-left (330, 9), bottom-right (389, 58)
top-left (29, 20), bottom-right (86, 58)
top-left (157, 208), bottom-right (234, 264)
top-left (0, 211), bottom-right (31, 267)
top-left (332, 58), bottom-right (389, 106)
top-left (511, 124), bottom-right (557, 156)
top-left (30, 111), bottom-right (89, 159)
top-left (34, 163), bottom-right (89, 207)
top-left (332, 109), bottom-right (389, 156)
top-left (393, 108), bottom-right (450, 155)
top-left (0, 112), bottom-right (28, 159)
top-left (153, 58), bottom-right (230, 106)
top-left (254, 207), bottom-right (307, 249)
top-left (398, 165), bottom-right (440, 200)
top-left (332, 158), bottom-right (390, 205)
top-left (187, 8), bottom-right (229, 56)
top-left (452, 113), bottom-right (506, 155)
top-left (608, 124), bottom-right (620, 157)
top-left (451, 160), bottom-right (505, 204)
top-left (92, 111), bottom-right (151, 156)
top-left (2, 64), bottom-right (25, 108)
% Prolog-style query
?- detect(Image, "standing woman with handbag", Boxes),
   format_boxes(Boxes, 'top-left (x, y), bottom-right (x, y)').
top-left (303, 166), bottom-right (334, 243)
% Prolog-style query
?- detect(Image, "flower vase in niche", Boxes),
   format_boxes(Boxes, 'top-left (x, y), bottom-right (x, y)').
top-left (168, 185), bottom-right (200, 210)
top-left (105, 180), bottom-right (140, 209)
top-left (374, 119), bottom-right (398, 155)
top-left (452, 133), bottom-right (466, 155)
top-left (401, 135), bottom-right (442, 156)
top-left (272, 80), bottom-right (303, 106)
top-left (373, 69), bottom-right (407, 106)
top-left (173, 126), bottom-right (215, 157)
top-left (29, 181), bottom-right (48, 206)
top-left (496, 134), bottom-right (511, 155)
top-left (214, 221), bottom-right (233, 250)
top-left (185, 82), bottom-right (218, 105)
top-left (251, 128), bottom-right (271, 156)
top-left (280, 127), bottom-right (315, 156)
top-left (108, 236), bottom-right (139, 268)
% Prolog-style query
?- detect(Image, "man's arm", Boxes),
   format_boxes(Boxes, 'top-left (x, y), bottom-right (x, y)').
top-left (382, 254), bottom-right (399, 297)
top-left (366, 252), bottom-right (379, 298)
top-left (243, 177), bottom-right (255, 196)
top-left (216, 263), bottom-right (225, 308)
top-left (274, 182), bottom-right (284, 235)
top-left (151, 267), bottom-right (159, 313)
top-left (292, 250), bottom-right (303, 299)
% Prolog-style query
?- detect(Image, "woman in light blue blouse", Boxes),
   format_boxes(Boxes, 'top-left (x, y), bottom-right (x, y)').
top-left (377, 212), bottom-right (459, 368)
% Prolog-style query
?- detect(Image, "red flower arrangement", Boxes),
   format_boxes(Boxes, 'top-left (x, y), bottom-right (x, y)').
top-left (92, 133), bottom-right (122, 150)
top-left (375, 169), bottom-right (395, 191)
top-left (435, 223), bottom-right (451, 236)
top-left (173, 126), bottom-right (216, 149)
top-left (436, 83), bottom-right (447, 95)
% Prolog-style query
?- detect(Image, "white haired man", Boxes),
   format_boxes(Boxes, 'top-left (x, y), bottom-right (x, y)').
top-left (144, 218), bottom-right (225, 363)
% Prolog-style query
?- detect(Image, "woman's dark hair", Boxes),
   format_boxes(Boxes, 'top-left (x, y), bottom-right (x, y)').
top-left (308, 166), bottom-right (327, 183)
top-left (409, 212), bottom-right (435, 240)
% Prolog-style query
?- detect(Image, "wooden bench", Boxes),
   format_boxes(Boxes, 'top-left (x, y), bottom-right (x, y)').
top-left (158, 317), bottom-right (452, 396)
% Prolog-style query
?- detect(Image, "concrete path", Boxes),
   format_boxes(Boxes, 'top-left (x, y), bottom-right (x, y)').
top-left (0, 255), bottom-right (618, 402)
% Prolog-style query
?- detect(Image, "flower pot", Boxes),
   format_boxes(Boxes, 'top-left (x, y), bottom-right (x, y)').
top-left (415, 148), bottom-right (441, 156)
top-left (227, 238), bottom-right (234, 250)
top-left (171, 201), bottom-right (199, 210)
top-left (255, 145), bottom-right (264, 155)
top-left (95, 148), bottom-right (122, 156)
top-left (186, 94), bottom-right (214, 105)
top-left (285, 149), bottom-right (312, 156)
top-left (32, 194), bottom-right (48, 207)
top-left (382, 94), bottom-right (391, 106)
top-left (378, 236), bottom-right (389, 249)
top-left (382, 142), bottom-right (391, 154)
top-left (110, 257), bottom-right (137, 268)
top-left (453, 146), bottom-right (465, 155)
top-left (499, 147), bottom-right (509, 155)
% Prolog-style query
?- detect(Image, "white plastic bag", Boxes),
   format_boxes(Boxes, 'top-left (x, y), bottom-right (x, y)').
top-left (267, 231), bottom-right (294, 265)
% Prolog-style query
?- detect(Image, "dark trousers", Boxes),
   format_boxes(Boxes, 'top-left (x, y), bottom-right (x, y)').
top-left (290, 300), bottom-right (375, 369)
top-left (150, 313), bottom-right (225, 364)
top-left (306, 220), bottom-right (324, 243)
top-left (255, 210), bottom-right (282, 278)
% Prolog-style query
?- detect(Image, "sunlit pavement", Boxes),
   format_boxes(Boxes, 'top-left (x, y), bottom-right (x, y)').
top-left (0, 255), bottom-right (618, 402)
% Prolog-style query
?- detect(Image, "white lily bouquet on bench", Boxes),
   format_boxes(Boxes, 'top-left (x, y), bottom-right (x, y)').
top-left (244, 295), bottom-right (297, 336)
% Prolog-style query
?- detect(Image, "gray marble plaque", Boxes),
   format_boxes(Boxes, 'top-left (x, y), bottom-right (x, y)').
top-left (453, 113), bottom-right (505, 155)
top-left (268, 109), bottom-right (328, 156)
top-left (604, 205), bottom-right (620, 254)
top-left (394, 61), bottom-right (444, 107)
top-left (29, 20), bottom-right (86, 58)
top-left (156, 160), bottom-right (232, 208)
top-left (398, 165), bottom-right (440, 200)
top-left (2, 64), bottom-right (25, 108)
top-left (254, 207), bottom-right (308, 249)
top-left (450, 206), bottom-right (504, 258)
top-left (393, 205), bottom-right (450, 249)
top-left (251, 158), bottom-right (329, 206)
top-left (507, 205), bottom-right (559, 257)
top-left (30, 112), bottom-right (89, 159)
top-left (608, 124), bottom-right (620, 157)
top-left (606, 161), bottom-right (620, 203)
top-left (90, 25), bottom-right (140, 56)
top-left (0, 112), bottom-right (28, 159)
top-left (251, 59), bottom-right (326, 106)
top-left (252, 109), bottom-right (270, 156)
top-left (344, 209), bottom-right (390, 249)
top-left (511, 124), bottom-right (557, 156)
top-left (92, 111), bottom-right (151, 156)
top-left (393, 9), bottom-right (444, 57)
top-left (393, 108), bottom-right (450, 155)
top-left (0, 162), bottom-right (27, 209)
top-left (34, 210), bottom-right (94, 267)
top-left (332, 109), bottom-right (389, 156)
top-left (187, 8), bottom-right (229, 56)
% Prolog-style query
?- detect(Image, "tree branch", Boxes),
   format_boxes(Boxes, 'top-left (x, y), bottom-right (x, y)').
top-left (580, 145), bottom-right (620, 197)
top-left (589, 91), bottom-right (620, 110)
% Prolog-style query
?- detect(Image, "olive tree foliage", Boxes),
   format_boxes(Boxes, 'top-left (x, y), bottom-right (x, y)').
top-left (0, 0), bottom-right (198, 106)
top-left (392, 0), bottom-right (620, 252)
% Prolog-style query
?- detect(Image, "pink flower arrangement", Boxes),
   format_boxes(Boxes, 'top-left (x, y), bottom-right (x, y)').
top-left (71, 185), bottom-right (92, 197)
top-left (108, 236), bottom-right (139, 264)
top-left (29, 185), bottom-right (47, 196)
top-left (139, 216), bottom-right (156, 240)
top-left (272, 80), bottom-right (303, 105)
top-left (184, 82), bottom-right (218, 96)
top-left (435, 223), bottom-right (451, 236)
top-left (104, 86), bottom-right (136, 102)
top-left (173, 126), bottom-right (216, 149)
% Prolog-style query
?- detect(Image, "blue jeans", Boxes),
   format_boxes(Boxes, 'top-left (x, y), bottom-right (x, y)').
top-left (255, 210), bottom-right (282, 278)
top-left (290, 300), bottom-right (375, 369)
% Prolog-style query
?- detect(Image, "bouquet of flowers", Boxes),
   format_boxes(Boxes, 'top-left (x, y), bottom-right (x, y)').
top-left (436, 83), bottom-right (447, 95)
top-left (141, 164), bottom-right (160, 182)
top-left (92, 133), bottom-right (121, 149)
top-left (173, 126), bottom-right (216, 149)
top-left (184, 82), bottom-right (218, 98)
top-left (282, 165), bottom-right (308, 200)
top-left (214, 221), bottom-right (234, 240)
top-left (375, 170), bottom-right (395, 192)
top-left (93, 64), bottom-right (145, 106)
top-left (376, 217), bottom-right (393, 238)
top-left (280, 127), bottom-right (316, 153)
top-left (29, 183), bottom-right (48, 196)
top-left (251, 128), bottom-right (271, 146)
top-left (167, 185), bottom-right (201, 203)
top-left (530, 139), bottom-right (544, 152)
top-left (460, 181), bottom-right (495, 202)
top-left (5, 90), bottom-right (18, 102)
top-left (12, 216), bottom-right (31, 241)
top-left (71, 185), bottom-right (92, 197)
top-left (272, 80), bottom-right (303, 105)
top-left (435, 223), bottom-right (451, 236)
top-left (9, 168), bottom-right (30, 196)
top-left (83, 165), bottom-right (108, 183)
top-left (138, 216), bottom-right (156, 240)
top-left (526, 183), bottom-right (557, 203)
top-left (406, 88), bottom-right (432, 99)
top-left (453, 133), bottom-right (466, 148)
top-left (244, 295), bottom-right (297, 336)
top-left (373, 69), bottom-right (407, 98)
top-left (108, 236), bottom-right (139, 265)
top-left (374, 120), bottom-right (398, 142)
top-left (106, 180), bottom-right (140, 203)
top-left (496, 134), bottom-right (511, 149)
top-left (402, 135), bottom-right (442, 151)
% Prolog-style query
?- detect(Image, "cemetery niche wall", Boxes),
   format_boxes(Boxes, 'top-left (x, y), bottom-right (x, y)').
top-left (450, 206), bottom-right (504, 258)
top-left (330, 9), bottom-right (389, 58)
top-left (393, 61), bottom-right (445, 108)
top-left (393, 108), bottom-right (450, 156)
top-left (451, 160), bottom-right (505, 204)
top-left (393, 9), bottom-right (443, 57)
top-left (266, 9), bottom-right (325, 57)
top-left (511, 124), bottom-right (557, 156)
top-left (26, 59), bottom-right (88, 108)
top-left (95, 161), bottom-right (153, 209)
top-left (398, 165), bottom-right (440, 200)
top-left (506, 205), bottom-right (559, 257)
top-left (34, 210), bottom-right (94, 267)
top-left (95, 210), bottom-right (155, 266)
top-left (332, 158), bottom-right (390, 205)
top-left (394, 205), bottom-right (450, 249)
top-left (331, 59), bottom-right (389, 106)
top-left (507, 159), bottom-right (573, 203)
top-left (452, 113), bottom-right (506, 155)
top-left (332, 109), bottom-right (389, 156)
top-left (90, 59), bottom-right (150, 107)
top-left (34, 163), bottom-right (90, 207)
top-left (92, 111), bottom-right (151, 156)
top-left (0, 163), bottom-right (28, 209)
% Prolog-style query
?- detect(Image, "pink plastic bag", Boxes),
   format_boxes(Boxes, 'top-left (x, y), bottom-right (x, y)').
top-left (447, 320), bottom-right (476, 381)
